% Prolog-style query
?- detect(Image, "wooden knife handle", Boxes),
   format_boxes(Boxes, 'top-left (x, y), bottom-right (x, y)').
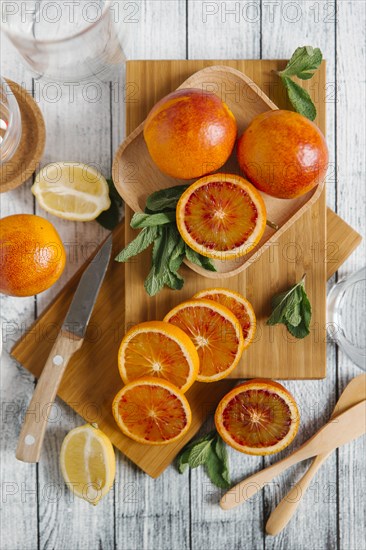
top-left (16, 330), bottom-right (83, 463)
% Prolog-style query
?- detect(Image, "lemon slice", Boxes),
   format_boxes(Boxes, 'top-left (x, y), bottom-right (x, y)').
top-left (60, 423), bottom-right (116, 505)
top-left (32, 162), bottom-right (111, 221)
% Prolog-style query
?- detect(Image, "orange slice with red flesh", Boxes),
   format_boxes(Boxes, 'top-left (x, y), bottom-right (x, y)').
top-left (164, 299), bottom-right (244, 382)
top-left (215, 379), bottom-right (300, 455)
top-left (193, 288), bottom-right (256, 349)
top-left (118, 321), bottom-right (199, 393)
top-left (176, 173), bottom-right (266, 260)
top-left (112, 377), bottom-right (192, 445)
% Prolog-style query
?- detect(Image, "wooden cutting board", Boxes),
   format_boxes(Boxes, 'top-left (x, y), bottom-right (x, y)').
top-left (12, 61), bottom-right (362, 478)
top-left (125, 59), bottom-right (326, 379)
top-left (12, 210), bottom-right (361, 477)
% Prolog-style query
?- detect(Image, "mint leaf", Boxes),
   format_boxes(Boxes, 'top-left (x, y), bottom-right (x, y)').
top-left (146, 184), bottom-right (189, 212)
top-left (267, 275), bottom-right (312, 339)
top-left (267, 283), bottom-right (303, 325)
top-left (131, 211), bottom-right (176, 228)
top-left (96, 178), bottom-right (123, 230)
top-left (115, 226), bottom-right (158, 262)
top-left (205, 442), bottom-right (231, 489)
top-left (176, 431), bottom-right (230, 489)
top-left (185, 245), bottom-right (216, 272)
top-left (280, 46), bottom-right (322, 80)
top-left (186, 439), bottom-right (213, 468)
top-left (281, 77), bottom-right (317, 121)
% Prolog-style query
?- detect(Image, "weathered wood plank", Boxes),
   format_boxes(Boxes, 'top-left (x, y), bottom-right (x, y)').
top-left (187, 3), bottom-right (264, 549)
top-left (0, 36), bottom-right (39, 550)
top-left (336, 3), bottom-right (366, 550)
top-left (260, 2), bottom-right (338, 548)
top-left (33, 76), bottom-right (113, 548)
top-left (112, 3), bottom-right (190, 550)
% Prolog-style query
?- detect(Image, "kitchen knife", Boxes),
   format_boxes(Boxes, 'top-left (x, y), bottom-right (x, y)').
top-left (16, 235), bottom-right (112, 463)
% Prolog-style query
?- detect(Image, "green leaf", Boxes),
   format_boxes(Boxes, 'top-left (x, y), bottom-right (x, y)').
top-left (130, 211), bottom-right (176, 228)
top-left (281, 77), bottom-right (317, 121)
top-left (214, 436), bottom-right (230, 484)
top-left (186, 439), bottom-right (213, 468)
top-left (267, 275), bottom-right (312, 339)
top-left (284, 301), bottom-right (302, 327)
top-left (168, 239), bottom-right (186, 273)
top-left (176, 431), bottom-right (216, 473)
top-left (164, 269), bottom-right (184, 291)
top-left (267, 283), bottom-right (303, 326)
top-left (185, 245), bottom-right (217, 272)
top-left (96, 178), bottom-right (123, 230)
top-left (205, 442), bottom-right (231, 489)
top-left (146, 184), bottom-right (189, 212)
top-left (115, 226), bottom-right (158, 262)
top-left (280, 46), bottom-right (322, 79)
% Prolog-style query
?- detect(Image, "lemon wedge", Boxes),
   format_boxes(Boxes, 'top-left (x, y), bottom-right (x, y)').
top-left (60, 423), bottom-right (116, 505)
top-left (32, 162), bottom-right (111, 221)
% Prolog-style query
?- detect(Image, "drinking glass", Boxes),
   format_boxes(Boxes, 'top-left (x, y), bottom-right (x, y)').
top-left (327, 266), bottom-right (366, 370)
top-left (1, 0), bottom-right (126, 81)
top-left (0, 76), bottom-right (22, 164)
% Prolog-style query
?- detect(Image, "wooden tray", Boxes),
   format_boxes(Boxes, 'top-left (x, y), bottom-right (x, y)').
top-left (12, 209), bottom-right (361, 477)
top-left (122, 60), bottom-right (327, 380)
top-left (113, 65), bottom-right (325, 278)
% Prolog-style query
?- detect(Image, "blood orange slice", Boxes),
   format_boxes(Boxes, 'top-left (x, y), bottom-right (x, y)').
top-left (215, 379), bottom-right (300, 455)
top-left (164, 299), bottom-right (244, 382)
top-left (118, 321), bottom-right (199, 393)
top-left (193, 288), bottom-right (256, 349)
top-left (112, 377), bottom-right (192, 445)
top-left (176, 173), bottom-right (266, 260)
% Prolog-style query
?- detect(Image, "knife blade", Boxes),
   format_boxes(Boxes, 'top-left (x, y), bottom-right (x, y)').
top-left (16, 235), bottom-right (112, 463)
top-left (62, 235), bottom-right (112, 338)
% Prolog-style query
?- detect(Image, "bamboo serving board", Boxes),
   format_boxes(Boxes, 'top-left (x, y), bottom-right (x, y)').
top-left (12, 209), bottom-right (361, 477)
top-left (12, 61), bottom-right (362, 478)
top-left (124, 60), bottom-right (327, 379)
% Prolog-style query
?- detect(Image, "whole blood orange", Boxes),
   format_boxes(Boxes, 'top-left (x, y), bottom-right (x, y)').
top-left (112, 377), bottom-right (192, 445)
top-left (237, 110), bottom-right (328, 199)
top-left (215, 379), bottom-right (300, 455)
top-left (144, 88), bottom-right (237, 179)
top-left (193, 288), bottom-right (256, 349)
top-left (164, 299), bottom-right (244, 382)
top-left (0, 214), bottom-right (66, 296)
top-left (176, 174), bottom-right (266, 260)
top-left (118, 321), bottom-right (199, 393)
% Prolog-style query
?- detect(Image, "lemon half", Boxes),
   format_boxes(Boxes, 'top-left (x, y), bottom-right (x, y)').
top-left (32, 162), bottom-right (111, 221)
top-left (60, 423), bottom-right (116, 506)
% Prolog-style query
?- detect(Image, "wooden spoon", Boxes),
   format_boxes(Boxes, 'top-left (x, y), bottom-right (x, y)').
top-left (220, 399), bottom-right (366, 510)
top-left (266, 374), bottom-right (366, 535)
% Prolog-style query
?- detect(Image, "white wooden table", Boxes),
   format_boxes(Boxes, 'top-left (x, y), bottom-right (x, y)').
top-left (1, 2), bottom-right (365, 549)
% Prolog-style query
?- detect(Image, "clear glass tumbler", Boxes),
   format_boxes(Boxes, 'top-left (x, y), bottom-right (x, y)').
top-left (0, 77), bottom-right (22, 164)
top-left (327, 266), bottom-right (366, 370)
top-left (1, 0), bottom-right (126, 81)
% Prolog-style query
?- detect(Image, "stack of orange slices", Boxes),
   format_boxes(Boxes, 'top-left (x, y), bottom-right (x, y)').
top-left (112, 288), bottom-right (257, 445)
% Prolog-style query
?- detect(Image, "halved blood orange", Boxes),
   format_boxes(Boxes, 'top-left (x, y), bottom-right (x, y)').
top-left (164, 299), bottom-right (244, 382)
top-left (215, 379), bottom-right (300, 455)
top-left (112, 377), bottom-right (192, 445)
top-left (118, 321), bottom-right (199, 393)
top-left (176, 173), bottom-right (267, 260)
top-left (193, 288), bottom-right (256, 349)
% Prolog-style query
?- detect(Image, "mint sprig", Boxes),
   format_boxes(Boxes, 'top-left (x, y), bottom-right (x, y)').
top-left (278, 46), bottom-right (322, 121)
top-left (115, 185), bottom-right (216, 296)
top-left (96, 178), bottom-right (123, 230)
top-left (267, 274), bottom-right (312, 339)
top-left (177, 431), bottom-right (230, 489)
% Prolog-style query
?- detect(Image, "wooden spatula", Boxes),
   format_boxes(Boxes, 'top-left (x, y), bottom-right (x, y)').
top-left (220, 399), bottom-right (366, 510)
top-left (266, 374), bottom-right (366, 535)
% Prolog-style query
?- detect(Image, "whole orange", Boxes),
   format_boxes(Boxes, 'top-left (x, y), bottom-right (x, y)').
top-left (144, 88), bottom-right (237, 179)
top-left (0, 214), bottom-right (66, 297)
top-left (237, 110), bottom-right (328, 199)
